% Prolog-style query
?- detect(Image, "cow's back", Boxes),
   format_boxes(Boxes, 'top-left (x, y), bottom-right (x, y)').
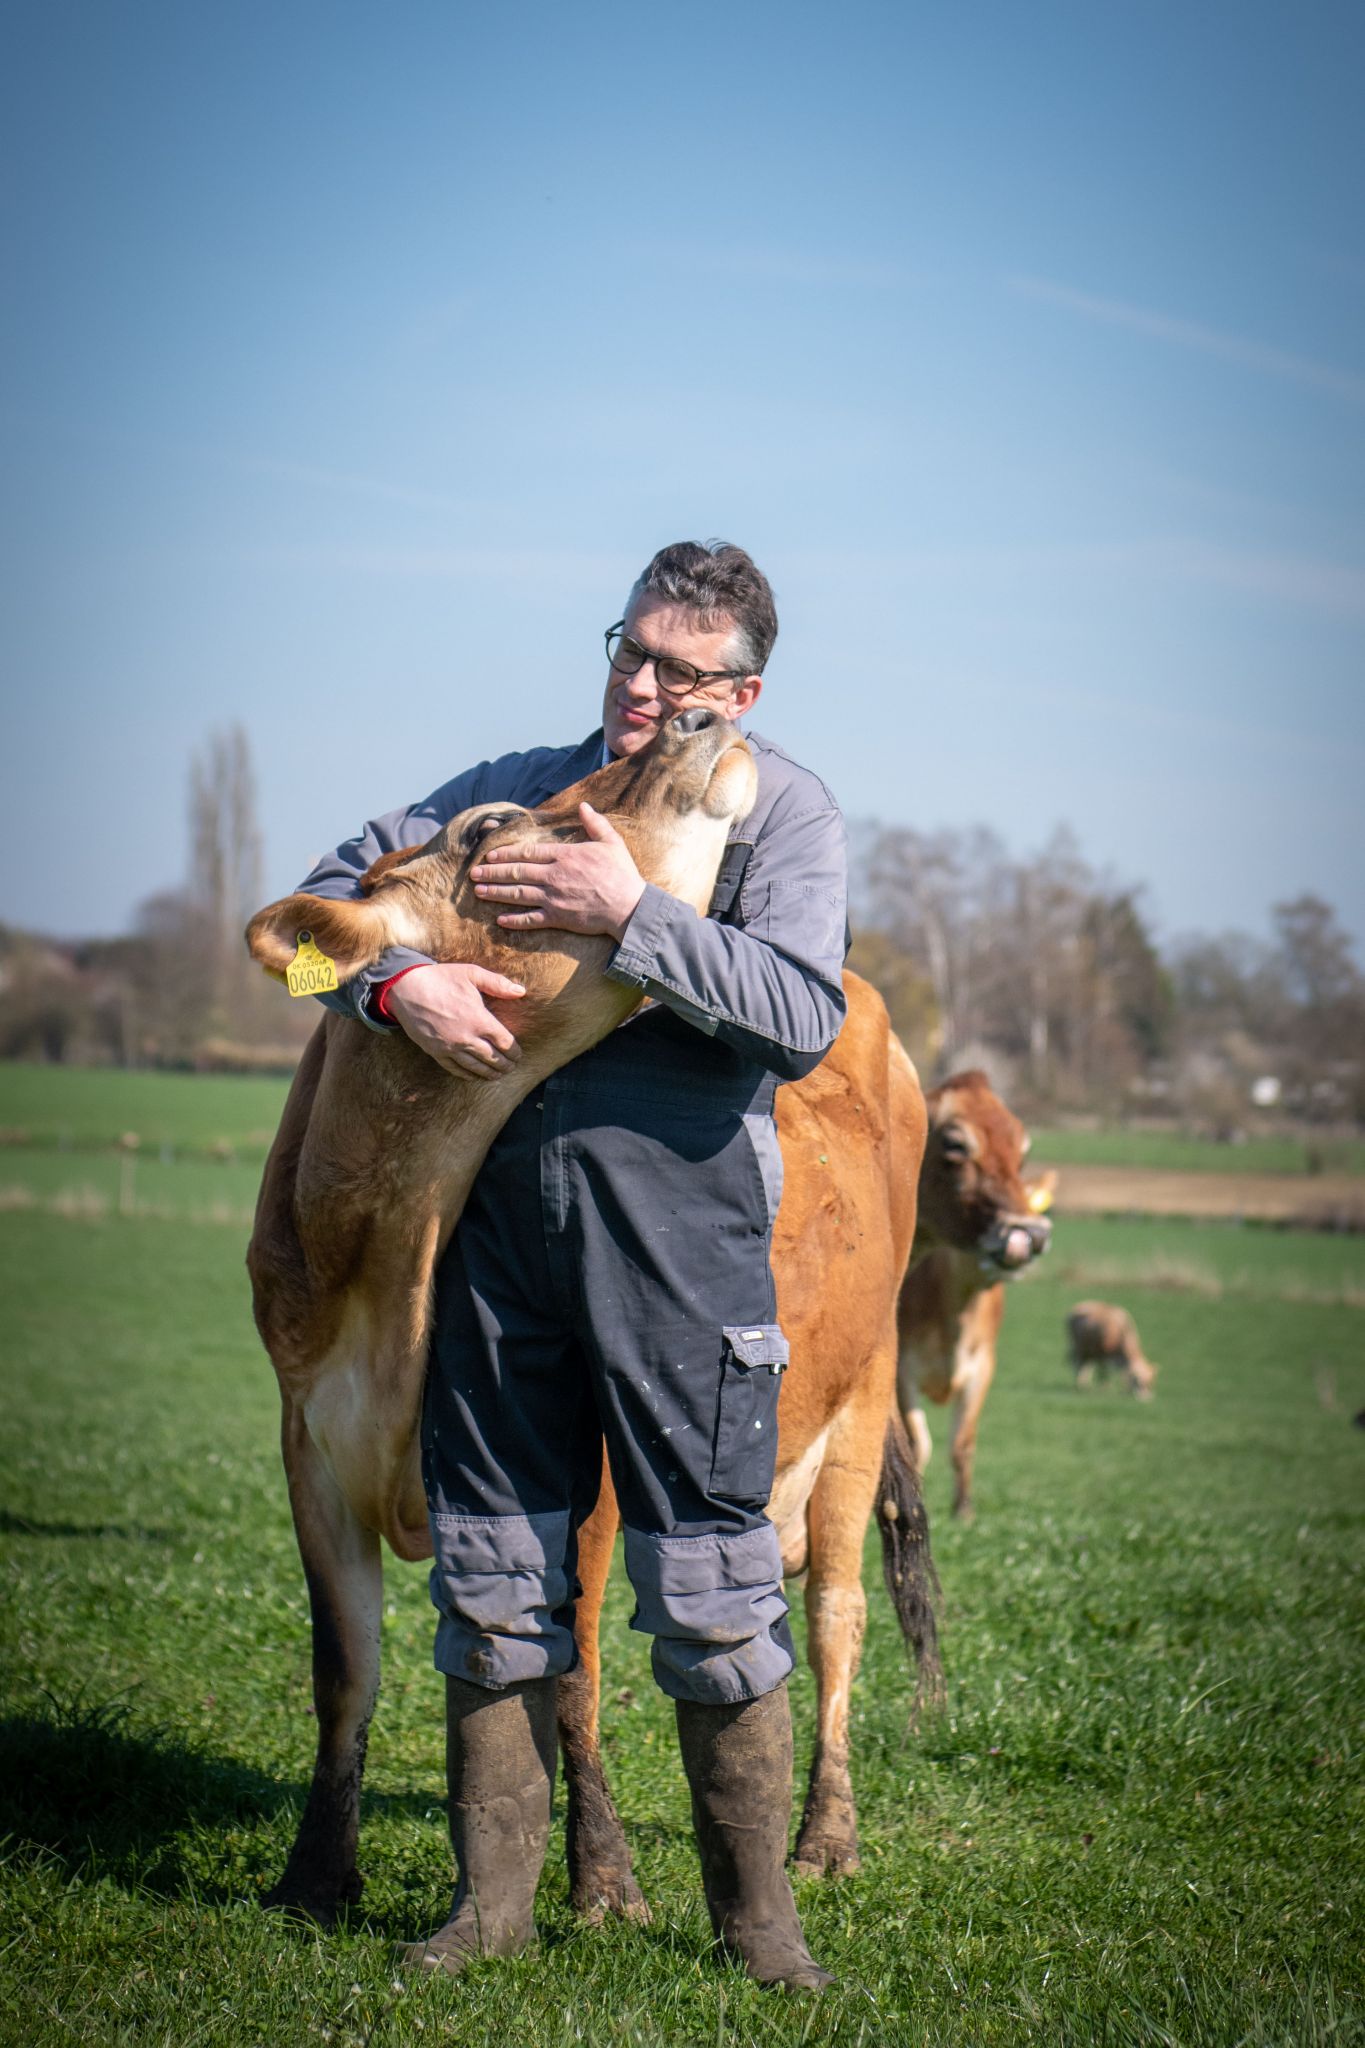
top-left (1069, 1300), bottom-right (1138, 1360)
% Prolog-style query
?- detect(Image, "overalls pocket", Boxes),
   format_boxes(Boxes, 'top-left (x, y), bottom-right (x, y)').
top-left (709, 1324), bottom-right (789, 1508)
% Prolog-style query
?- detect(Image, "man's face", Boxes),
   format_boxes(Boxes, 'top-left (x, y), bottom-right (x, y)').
top-left (601, 595), bottom-right (763, 758)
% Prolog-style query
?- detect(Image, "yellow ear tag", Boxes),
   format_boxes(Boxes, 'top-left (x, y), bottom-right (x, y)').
top-left (1027, 1182), bottom-right (1054, 1216)
top-left (285, 930), bottom-right (339, 998)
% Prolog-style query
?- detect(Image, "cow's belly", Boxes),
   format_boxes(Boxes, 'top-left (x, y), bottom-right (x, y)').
top-left (767, 1424), bottom-right (831, 1577)
top-left (903, 1332), bottom-right (989, 1408)
top-left (901, 1337), bottom-right (955, 1407)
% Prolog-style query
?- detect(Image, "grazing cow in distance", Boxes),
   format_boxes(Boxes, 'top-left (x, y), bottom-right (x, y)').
top-left (898, 1070), bottom-right (1054, 1521)
top-left (1068, 1301), bottom-right (1158, 1399)
top-left (244, 712), bottom-right (761, 1925)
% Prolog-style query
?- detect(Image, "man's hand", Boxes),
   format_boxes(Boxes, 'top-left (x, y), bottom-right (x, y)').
top-left (386, 963), bottom-right (526, 1081)
top-left (471, 803), bottom-right (647, 940)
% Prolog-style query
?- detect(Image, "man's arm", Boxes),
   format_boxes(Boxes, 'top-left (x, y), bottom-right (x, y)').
top-left (473, 759), bottom-right (848, 1081)
top-left (605, 796), bottom-right (847, 1081)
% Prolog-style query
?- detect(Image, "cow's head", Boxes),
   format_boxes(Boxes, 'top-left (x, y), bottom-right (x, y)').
top-left (245, 707), bottom-right (757, 985)
top-left (915, 1069), bottom-right (1053, 1275)
top-left (1127, 1353), bottom-right (1158, 1400)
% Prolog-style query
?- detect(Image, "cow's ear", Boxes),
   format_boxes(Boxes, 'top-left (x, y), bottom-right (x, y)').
top-left (1025, 1168), bottom-right (1057, 1216)
top-left (360, 847), bottom-right (422, 893)
top-left (244, 893), bottom-right (390, 980)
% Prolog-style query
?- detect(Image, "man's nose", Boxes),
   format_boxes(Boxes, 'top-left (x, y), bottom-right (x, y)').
top-left (621, 659), bottom-right (660, 700)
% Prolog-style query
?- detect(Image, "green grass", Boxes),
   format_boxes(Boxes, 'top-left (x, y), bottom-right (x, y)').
top-left (1029, 1124), bottom-right (1365, 1177)
top-left (7, 1063), bottom-right (1365, 1179)
top-left (0, 1062), bottom-right (290, 1158)
top-left (2, 1202), bottom-right (1364, 2044)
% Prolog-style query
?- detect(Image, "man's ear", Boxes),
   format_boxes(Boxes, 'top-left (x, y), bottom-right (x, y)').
top-left (244, 893), bottom-right (391, 979)
top-left (730, 675), bottom-right (762, 719)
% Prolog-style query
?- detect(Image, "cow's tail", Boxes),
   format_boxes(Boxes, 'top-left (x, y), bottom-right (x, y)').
top-left (876, 1412), bottom-right (944, 1714)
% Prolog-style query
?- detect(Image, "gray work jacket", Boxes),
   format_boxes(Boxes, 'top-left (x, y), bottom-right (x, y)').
top-left (297, 727), bottom-right (848, 1083)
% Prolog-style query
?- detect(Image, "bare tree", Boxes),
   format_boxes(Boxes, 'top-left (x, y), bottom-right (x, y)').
top-left (190, 725), bottom-right (263, 1028)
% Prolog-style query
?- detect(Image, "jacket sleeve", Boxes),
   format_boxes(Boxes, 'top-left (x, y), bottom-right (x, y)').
top-left (605, 796), bottom-right (848, 1081)
top-left (296, 763), bottom-right (493, 1029)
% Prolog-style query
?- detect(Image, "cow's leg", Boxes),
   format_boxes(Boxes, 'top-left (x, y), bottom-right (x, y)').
top-left (790, 1396), bottom-right (883, 1878)
top-left (560, 1475), bottom-right (649, 1924)
top-left (1070, 1336), bottom-right (1094, 1388)
top-left (264, 1399), bottom-right (381, 1924)
top-left (904, 1394), bottom-right (932, 1473)
top-left (949, 1367), bottom-right (992, 1523)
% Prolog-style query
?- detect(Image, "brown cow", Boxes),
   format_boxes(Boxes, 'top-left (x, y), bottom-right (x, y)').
top-left (1067, 1300), bottom-right (1158, 1398)
top-left (556, 973), bottom-right (939, 1919)
top-left (899, 1071), bottom-right (1053, 1521)
top-left (244, 712), bottom-right (758, 1923)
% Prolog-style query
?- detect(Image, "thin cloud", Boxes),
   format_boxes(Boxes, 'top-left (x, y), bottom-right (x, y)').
top-left (1011, 274), bottom-right (1365, 408)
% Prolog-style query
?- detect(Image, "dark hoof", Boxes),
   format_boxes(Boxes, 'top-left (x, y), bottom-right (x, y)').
top-left (793, 1795), bottom-right (861, 1879)
top-left (790, 1835), bottom-right (860, 1880)
top-left (262, 1865), bottom-right (363, 1928)
top-left (571, 1865), bottom-right (652, 1926)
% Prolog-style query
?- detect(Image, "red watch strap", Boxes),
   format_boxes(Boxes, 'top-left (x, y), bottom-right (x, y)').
top-left (373, 963), bottom-right (426, 1021)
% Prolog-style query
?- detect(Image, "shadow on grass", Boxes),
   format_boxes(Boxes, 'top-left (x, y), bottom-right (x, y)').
top-left (0, 1506), bottom-right (174, 1542)
top-left (0, 1691), bottom-right (447, 1929)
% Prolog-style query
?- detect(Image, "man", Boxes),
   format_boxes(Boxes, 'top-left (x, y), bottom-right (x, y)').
top-left (299, 542), bottom-right (846, 1990)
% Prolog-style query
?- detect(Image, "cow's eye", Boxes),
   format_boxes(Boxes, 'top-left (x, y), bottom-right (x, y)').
top-left (939, 1131), bottom-right (970, 1162)
top-left (458, 806), bottom-right (524, 856)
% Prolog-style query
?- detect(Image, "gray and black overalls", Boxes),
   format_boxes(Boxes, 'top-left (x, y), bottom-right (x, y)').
top-left (304, 727), bottom-right (848, 1705)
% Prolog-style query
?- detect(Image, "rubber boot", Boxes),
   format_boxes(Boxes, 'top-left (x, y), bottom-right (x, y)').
top-left (676, 1687), bottom-right (834, 1992)
top-left (399, 1674), bottom-right (557, 1976)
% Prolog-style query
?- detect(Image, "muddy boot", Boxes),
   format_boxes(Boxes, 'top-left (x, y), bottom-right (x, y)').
top-left (676, 1688), bottom-right (834, 1992)
top-left (399, 1674), bottom-right (557, 1977)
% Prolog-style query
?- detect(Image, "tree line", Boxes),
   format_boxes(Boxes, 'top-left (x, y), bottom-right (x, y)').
top-left (849, 820), bottom-right (1365, 1126)
top-left (2, 730), bottom-right (1361, 1129)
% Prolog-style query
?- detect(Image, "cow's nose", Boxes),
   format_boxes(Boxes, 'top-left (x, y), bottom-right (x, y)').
top-left (672, 707), bottom-right (717, 736)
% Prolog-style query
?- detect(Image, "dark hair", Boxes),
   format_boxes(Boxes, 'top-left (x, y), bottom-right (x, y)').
top-left (627, 540), bottom-right (778, 676)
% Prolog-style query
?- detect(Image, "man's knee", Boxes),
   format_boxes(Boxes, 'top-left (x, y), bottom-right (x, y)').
top-left (623, 1521), bottom-right (794, 1706)
top-left (429, 1509), bottom-right (576, 1690)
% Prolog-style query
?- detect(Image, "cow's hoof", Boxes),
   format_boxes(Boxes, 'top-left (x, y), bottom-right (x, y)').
top-left (262, 1866), bottom-right (363, 1928)
top-left (571, 1865), bottom-right (652, 1926)
top-left (790, 1834), bottom-right (860, 1880)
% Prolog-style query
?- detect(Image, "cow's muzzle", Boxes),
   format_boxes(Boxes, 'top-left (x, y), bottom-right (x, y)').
top-left (978, 1213), bottom-right (1052, 1274)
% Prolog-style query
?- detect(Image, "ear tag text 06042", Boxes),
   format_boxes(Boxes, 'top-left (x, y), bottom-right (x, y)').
top-left (286, 931), bottom-right (339, 998)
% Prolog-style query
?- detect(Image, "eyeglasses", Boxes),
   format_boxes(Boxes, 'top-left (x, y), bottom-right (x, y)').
top-left (604, 621), bottom-right (750, 700)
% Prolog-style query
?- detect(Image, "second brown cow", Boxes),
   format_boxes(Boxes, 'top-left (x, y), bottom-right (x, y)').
top-left (898, 1071), bottom-right (1053, 1521)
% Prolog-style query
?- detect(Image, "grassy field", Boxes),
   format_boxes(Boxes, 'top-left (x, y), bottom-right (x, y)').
top-left (0, 1063), bottom-right (289, 1158)
top-left (6, 1062), bottom-right (1365, 1179)
top-left (2, 1125), bottom-right (1363, 2046)
top-left (1029, 1124), bottom-right (1365, 1178)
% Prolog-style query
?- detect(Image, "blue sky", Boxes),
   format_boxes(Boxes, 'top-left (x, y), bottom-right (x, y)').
top-left (4, 0), bottom-right (1363, 951)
